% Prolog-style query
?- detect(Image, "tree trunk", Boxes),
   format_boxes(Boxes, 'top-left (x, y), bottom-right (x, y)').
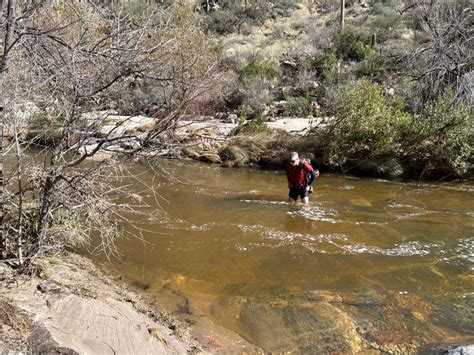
top-left (0, 0), bottom-right (16, 260)
top-left (0, 73), bottom-right (4, 259)
top-left (13, 124), bottom-right (23, 264)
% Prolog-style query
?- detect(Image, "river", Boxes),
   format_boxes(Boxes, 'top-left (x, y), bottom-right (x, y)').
top-left (88, 158), bottom-right (474, 353)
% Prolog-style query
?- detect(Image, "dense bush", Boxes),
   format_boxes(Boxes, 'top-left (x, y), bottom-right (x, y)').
top-left (370, 3), bottom-right (401, 40)
top-left (237, 76), bottom-right (275, 119)
top-left (317, 79), bottom-right (410, 174)
top-left (242, 56), bottom-right (279, 80)
top-left (202, 0), bottom-right (300, 34)
top-left (333, 25), bottom-right (374, 61)
top-left (206, 9), bottom-right (241, 34)
top-left (358, 52), bottom-right (390, 80)
top-left (225, 56), bottom-right (279, 119)
top-left (285, 96), bottom-right (313, 117)
top-left (311, 52), bottom-right (338, 83)
top-left (401, 92), bottom-right (473, 178)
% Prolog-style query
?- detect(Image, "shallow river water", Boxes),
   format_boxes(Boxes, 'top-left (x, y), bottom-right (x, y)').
top-left (89, 159), bottom-right (473, 353)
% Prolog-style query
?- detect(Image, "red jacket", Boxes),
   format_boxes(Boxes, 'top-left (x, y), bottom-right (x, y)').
top-left (287, 161), bottom-right (315, 186)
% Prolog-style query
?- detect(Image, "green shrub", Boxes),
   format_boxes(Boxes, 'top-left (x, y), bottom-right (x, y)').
top-left (242, 56), bottom-right (279, 80)
top-left (237, 104), bottom-right (256, 120)
top-left (371, 3), bottom-right (401, 32)
top-left (27, 105), bottom-right (65, 129)
top-left (206, 9), bottom-right (238, 35)
top-left (401, 92), bottom-right (473, 178)
top-left (358, 52), bottom-right (390, 79)
top-left (312, 52), bottom-right (338, 83)
top-left (333, 26), bottom-right (374, 61)
top-left (285, 96), bottom-right (313, 117)
top-left (233, 115), bottom-right (268, 135)
top-left (319, 79), bottom-right (410, 171)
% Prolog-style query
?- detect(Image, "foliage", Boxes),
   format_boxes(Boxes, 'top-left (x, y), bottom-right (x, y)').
top-left (206, 9), bottom-right (240, 35)
top-left (285, 96), bottom-right (313, 117)
top-left (202, 0), bottom-right (299, 34)
top-left (229, 58), bottom-right (278, 119)
top-left (333, 25), bottom-right (374, 61)
top-left (0, 0), bottom-right (219, 264)
top-left (358, 52), bottom-right (391, 79)
top-left (27, 105), bottom-right (65, 129)
top-left (238, 76), bottom-right (275, 119)
top-left (318, 79), bottom-right (410, 171)
top-left (401, 92), bottom-right (473, 178)
top-left (312, 52), bottom-right (338, 83)
top-left (404, 0), bottom-right (473, 111)
top-left (370, 2), bottom-right (401, 39)
top-left (242, 56), bottom-right (279, 80)
top-left (232, 115), bottom-right (268, 135)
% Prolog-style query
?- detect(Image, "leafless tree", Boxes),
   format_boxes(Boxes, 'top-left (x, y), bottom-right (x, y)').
top-left (404, 0), bottom-right (473, 110)
top-left (0, 0), bottom-right (17, 260)
top-left (0, 0), bottom-right (219, 264)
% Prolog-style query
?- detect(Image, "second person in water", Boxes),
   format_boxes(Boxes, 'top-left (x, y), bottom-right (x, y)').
top-left (286, 152), bottom-right (319, 204)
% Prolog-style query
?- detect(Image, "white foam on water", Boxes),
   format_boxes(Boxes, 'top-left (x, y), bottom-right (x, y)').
top-left (288, 206), bottom-right (339, 224)
top-left (393, 211), bottom-right (427, 220)
top-left (288, 205), bottom-right (388, 225)
top-left (354, 220), bottom-right (386, 225)
top-left (388, 203), bottom-right (424, 210)
top-left (453, 238), bottom-right (474, 266)
top-left (189, 222), bottom-right (217, 231)
top-left (237, 224), bottom-right (350, 252)
top-left (240, 199), bottom-right (288, 205)
top-left (156, 215), bottom-right (217, 232)
top-left (341, 241), bottom-right (438, 256)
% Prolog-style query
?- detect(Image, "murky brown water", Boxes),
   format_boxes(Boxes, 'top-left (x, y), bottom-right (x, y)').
top-left (89, 159), bottom-right (473, 352)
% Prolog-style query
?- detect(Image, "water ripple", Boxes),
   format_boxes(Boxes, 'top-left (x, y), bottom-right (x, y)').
top-left (288, 206), bottom-right (339, 223)
top-left (240, 199), bottom-right (288, 205)
top-left (341, 241), bottom-right (439, 256)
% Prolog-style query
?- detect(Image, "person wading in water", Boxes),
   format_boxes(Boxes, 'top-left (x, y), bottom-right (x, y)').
top-left (287, 152), bottom-right (319, 204)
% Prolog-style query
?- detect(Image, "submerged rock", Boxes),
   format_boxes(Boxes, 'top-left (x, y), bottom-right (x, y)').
top-left (350, 198), bottom-right (373, 207)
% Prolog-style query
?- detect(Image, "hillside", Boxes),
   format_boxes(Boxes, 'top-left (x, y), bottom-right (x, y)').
top-left (192, 0), bottom-right (472, 179)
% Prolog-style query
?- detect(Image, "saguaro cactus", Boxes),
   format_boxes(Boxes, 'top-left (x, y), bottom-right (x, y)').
top-left (340, 0), bottom-right (345, 28)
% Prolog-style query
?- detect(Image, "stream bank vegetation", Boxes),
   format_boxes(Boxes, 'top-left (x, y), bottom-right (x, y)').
top-left (200, 0), bottom-right (472, 179)
top-left (0, 1), bottom-right (472, 352)
top-left (0, 0), bottom-right (472, 268)
top-left (0, 0), bottom-right (220, 265)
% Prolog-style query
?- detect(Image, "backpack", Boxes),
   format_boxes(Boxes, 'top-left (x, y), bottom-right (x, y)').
top-left (301, 158), bottom-right (314, 192)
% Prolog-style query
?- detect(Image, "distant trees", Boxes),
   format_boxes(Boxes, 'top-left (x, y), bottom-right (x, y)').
top-left (0, 1), bottom-right (218, 264)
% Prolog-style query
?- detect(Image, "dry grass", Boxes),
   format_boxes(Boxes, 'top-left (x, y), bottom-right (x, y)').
top-left (219, 130), bottom-right (297, 168)
top-left (221, 5), bottom-right (326, 64)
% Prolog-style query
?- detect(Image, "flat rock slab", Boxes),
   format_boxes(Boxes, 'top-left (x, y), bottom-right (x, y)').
top-left (266, 117), bottom-right (323, 135)
top-left (0, 260), bottom-right (191, 355)
top-left (45, 294), bottom-right (185, 354)
top-left (175, 118), bottom-right (321, 139)
top-left (176, 120), bottom-right (237, 139)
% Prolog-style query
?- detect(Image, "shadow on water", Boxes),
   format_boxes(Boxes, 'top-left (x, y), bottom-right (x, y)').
top-left (86, 159), bottom-right (474, 352)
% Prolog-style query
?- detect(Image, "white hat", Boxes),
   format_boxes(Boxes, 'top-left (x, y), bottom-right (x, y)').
top-left (290, 152), bottom-right (299, 161)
